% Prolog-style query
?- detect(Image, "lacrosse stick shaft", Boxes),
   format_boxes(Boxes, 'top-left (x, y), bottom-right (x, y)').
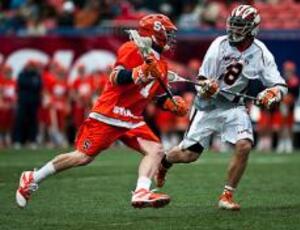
top-left (220, 89), bottom-right (258, 102)
top-left (167, 71), bottom-right (258, 102)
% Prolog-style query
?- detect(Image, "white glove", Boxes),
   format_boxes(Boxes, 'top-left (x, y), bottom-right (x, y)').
top-left (197, 79), bottom-right (219, 99)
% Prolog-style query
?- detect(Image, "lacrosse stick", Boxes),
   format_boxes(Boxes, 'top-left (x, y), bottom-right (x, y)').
top-left (167, 70), bottom-right (258, 103)
top-left (125, 29), bottom-right (177, 106)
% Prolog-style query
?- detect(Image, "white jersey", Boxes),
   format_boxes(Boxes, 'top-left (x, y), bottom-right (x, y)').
top-left (195, 35), bottom-right (287, 110)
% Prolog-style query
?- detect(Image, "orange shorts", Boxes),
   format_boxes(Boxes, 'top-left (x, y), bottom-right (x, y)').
top-left (75, 118), bottom-right (160, 156)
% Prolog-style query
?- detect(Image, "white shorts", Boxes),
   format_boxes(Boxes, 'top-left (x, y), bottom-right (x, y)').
top-left (180, 106), bottom-right (254, 149)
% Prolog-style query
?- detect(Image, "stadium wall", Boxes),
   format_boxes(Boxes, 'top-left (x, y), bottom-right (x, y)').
top-left (0, 32), bottom-right (299, 78)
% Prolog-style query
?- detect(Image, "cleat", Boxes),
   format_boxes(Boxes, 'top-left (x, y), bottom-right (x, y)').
top-left (16, 171), bottom-right (38, 208)
top-left (131, 188), bottom-right (170, 209)
top-left (155, 164), bottom-right (168, 188)
top-left (218, 191), bottom-right (240, 211)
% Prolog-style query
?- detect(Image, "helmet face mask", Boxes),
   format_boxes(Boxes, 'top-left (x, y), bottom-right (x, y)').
top-left (227, 16), bottom-right (258, 44)
top-left (164, 29), bottom-right (177, 50)
top-left (226, 5), bottom-right (260, 46)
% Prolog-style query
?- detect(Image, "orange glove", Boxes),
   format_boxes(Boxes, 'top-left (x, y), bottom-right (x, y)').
top-left (163, 96), bottom-right (189, 116)
top-left (197, 79), bottom-right (219, 99)
top-left (257, 87), bottom-right (281, 109)
top-left (132, 55), bottom-right (163, 85)
top-left (145, 55), bottom-right (164, 79)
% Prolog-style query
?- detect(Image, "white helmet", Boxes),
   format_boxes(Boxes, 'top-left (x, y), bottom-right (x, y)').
top-left (227, 5), bottom-right (261, 45)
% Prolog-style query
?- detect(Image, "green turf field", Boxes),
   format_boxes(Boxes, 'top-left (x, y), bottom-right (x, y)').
top-left (0, 148), bottom-right (299, 230)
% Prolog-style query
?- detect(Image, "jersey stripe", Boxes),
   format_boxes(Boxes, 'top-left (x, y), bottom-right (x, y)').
top-left (89, 112), bottom-right (145, 129)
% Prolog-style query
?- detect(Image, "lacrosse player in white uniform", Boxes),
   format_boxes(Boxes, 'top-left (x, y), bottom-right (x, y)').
top-left (155, 5), bottom-right (288, 210)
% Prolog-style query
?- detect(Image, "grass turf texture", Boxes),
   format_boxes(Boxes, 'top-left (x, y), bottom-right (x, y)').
top-left (0, 148), bottom-right (300, 230)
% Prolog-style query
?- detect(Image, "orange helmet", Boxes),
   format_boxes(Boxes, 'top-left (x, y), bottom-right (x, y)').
top-left (138, 14), bottom-right (177, 51)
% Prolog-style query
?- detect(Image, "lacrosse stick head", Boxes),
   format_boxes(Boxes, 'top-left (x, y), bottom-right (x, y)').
top-left (125, 29), bottom-right (153, 57)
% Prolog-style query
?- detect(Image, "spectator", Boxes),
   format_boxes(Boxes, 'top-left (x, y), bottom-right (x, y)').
top-left (177, 0), bottom-right (201, 29)
top-left (57, 1), bottom-right (75, 27)
top-left (70, 65), bottom-right (94, 129)
top-left (0, 65), bottom-right (16, 148)
top-left (47, 64), bottom-right (70, 148)
top-left (1, 0), bottom-right (300, 34)
top-left (10, 0), bottom-right (26, 9)
top-left (201, 2), bottom-right (222, 28)
top-left (275, 61), bottom-right (299, 153)
top-left (13, 60), bottom-right (42, 149)
top-left (75, 0), bottom-right (101, 28)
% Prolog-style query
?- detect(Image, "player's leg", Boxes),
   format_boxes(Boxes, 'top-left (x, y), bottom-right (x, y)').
top-left (120, 126), bottom-right (170, 208)
top-left (16, 118), bottom-right (123, 208)
top-left (155, 144), bottom-right (203, 188)
top-left (218, 107), bottom-right (253, 211)
top-left (156, 109), bottom-right (213, 187)
top-left (137, 139), bottom-right (164, 182)
top-left (227, 140), bottom-right (252, 188)
top-left (16, 149), bottom-right (94, 208)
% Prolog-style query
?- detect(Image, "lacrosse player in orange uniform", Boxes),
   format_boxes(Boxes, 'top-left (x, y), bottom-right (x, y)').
top-left (16, 14), bottom-right (188, 209)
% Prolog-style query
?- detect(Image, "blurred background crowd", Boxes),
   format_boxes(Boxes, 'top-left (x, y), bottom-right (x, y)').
top-left (0, 0), bottom-right (300, 153)
top-left (1, 0), bottom-right (300, 35)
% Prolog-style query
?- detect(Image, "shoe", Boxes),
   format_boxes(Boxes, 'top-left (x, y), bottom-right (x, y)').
top-left (16, 171), bottom-right (38, 208)
top-left (28, 143), bottom-right (38, 150)
top-left (13, 142), bottom-right (22, 150)
top-left (155, 164), bottom-right (168, 188)
top-left (131, 188), bottom-right (170, 208)
top-left (218, 191), bottom-right (240, 211)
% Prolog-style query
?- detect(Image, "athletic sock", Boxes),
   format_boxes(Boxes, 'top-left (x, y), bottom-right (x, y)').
top-left (161, 154), bottom-right (173, 169)
top-left (135, 176), bottom-right (152, 191)
top-left (224, 185), bottom-right (235, 193)
top-left (33, 162), bottom-right (56, 183)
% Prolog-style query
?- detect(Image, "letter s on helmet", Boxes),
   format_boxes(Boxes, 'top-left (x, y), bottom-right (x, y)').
top-left (227, 5), bottom-right (261, 46)
top-left (138, 14), bottom-right (177, 51)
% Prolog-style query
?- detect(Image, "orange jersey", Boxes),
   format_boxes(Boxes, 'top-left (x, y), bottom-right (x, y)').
top-left (91, 41), bottom-right (168, 128)
top-left (72, 76), bottom-right (95, 101)
top-left (0, 77), bottom-right (16, 103)
top-left (43, 72), bottom-right (69, 110)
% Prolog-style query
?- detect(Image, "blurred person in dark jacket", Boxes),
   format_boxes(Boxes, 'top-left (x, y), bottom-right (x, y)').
top-left (13, 60), bottom-right (42, 149)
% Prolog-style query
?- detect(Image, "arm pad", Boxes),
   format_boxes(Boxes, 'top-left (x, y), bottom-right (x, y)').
top-left (115, 69), bottom-right (133, 84)
top-left (110, 68), bottom-right (133, 85)
top-left (155, 94), bottom-right (169, 108)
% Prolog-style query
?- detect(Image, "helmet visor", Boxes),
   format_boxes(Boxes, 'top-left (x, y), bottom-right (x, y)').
top-left (226, 16), bottom-right (254, 43)
top-left (165, 29), bottom-right (177, 50)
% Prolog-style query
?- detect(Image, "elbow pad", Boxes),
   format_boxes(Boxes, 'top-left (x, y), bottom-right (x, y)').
top-left (109, 67), bottom-right (133, 85)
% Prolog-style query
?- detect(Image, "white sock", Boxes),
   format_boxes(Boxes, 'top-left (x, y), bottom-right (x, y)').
top-left (224, 185), bottom-right (235, 193)
top-left (33, 162), bottom-right (56, 183)
top-left (135, 176), bottom-right (151, 191)
top-left (285, 137), bottom-right (293, 153)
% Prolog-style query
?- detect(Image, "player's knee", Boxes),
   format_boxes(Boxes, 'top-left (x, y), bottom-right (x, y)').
top-left (235, 139), bottom-right (252, 156)
top-left (148, 143), bottom-right (164, 158)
